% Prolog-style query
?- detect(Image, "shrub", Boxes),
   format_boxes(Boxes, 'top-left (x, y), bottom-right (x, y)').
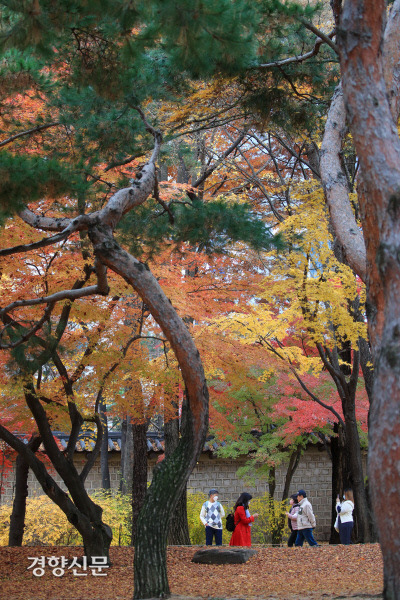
top-left (0, 490), bottom-right (131, 546)
top-left (250, 493), bottom-right (288, 545)
top-left (0, 489), bottom-right (288, 547)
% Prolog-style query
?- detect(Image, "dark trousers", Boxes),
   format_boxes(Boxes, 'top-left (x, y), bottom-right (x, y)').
top-left (205, 526), bottom-right (222, 545)
top-left (339, 521), bottom-right (353, 545)
top-left (295, 528), bottom-right (319, 547)
top-left (287, 529), bottom-right (298, 547)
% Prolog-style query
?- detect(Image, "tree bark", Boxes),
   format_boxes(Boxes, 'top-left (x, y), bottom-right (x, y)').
top-left (320, 83), bottom-right (367, 282)
top-left (339, 0), bottom-right (400, 595)
top-left (281, 446), bottom-right (302, 501)
top-left (99, 398), bottom-right (111, 490)
top-left (131, 421), bottom-right (148, 545)
top-left (316, 341), bottom-right (371, 542)
top-left (8, 434), bottom-right (42, 546)
top-left (120, 416), bottom-right (133, 495)
top-left (342, 393), bottom-right (370, 542)
top-left (165, 407), bottom-right (191, 546)
top-left (329, 422), bottom-right (348, 544)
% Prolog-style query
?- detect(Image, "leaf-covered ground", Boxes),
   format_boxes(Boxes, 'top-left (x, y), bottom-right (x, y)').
top-left (0, 544), bottom-right (383, 600)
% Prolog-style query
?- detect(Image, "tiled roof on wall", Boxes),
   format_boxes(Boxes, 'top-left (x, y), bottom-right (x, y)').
top-left (52, 431), bottom-right (226, 454)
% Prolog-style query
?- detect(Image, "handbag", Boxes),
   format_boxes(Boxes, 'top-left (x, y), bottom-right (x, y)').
top-left (334, 514), bottom-right (340, 532)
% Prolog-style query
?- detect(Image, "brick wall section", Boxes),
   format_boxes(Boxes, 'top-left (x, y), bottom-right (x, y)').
top-left (0, 446), bottom-right (365, 542)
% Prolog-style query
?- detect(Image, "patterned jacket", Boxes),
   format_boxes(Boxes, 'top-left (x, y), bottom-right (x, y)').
top-left (200, 501), bottom-right (225, 529)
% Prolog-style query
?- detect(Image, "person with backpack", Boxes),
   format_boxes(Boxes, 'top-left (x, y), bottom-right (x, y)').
top-left (285, 494), bottom-right (300, 547)
top-left (199, 489), bottom-right (225, 545)
top-left (229, 492), bottom-right (259, 547)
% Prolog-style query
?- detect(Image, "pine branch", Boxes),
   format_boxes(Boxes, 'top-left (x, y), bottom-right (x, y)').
top-left (258, 29), bottom-right (336, 69)
top-left (0, 122), bottom-right (61, 148)
top-left (299, 21), bottom-right (338, 54)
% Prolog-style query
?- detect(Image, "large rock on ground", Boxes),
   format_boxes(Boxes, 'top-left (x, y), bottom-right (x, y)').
top-left (191, 548), bottom-right (258, 564)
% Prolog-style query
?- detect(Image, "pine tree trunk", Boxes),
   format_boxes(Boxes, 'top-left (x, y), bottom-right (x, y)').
top-left (165, 405), bottom-right (191, 546)
top-left (134, 435), bottom-right (201, 598)
top-left (168, 488), bottom-right (190, 546)
top-left (339, 1), bottom-right (400, 594)
top-left (87, 235), bottom-right (209, 598)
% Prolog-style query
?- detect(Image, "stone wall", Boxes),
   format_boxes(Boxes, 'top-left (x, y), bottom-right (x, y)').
top-left (0, 445), bottom-right (351, 542)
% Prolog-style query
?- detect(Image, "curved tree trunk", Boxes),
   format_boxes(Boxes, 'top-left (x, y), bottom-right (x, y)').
top-left (134, 423), bottom-right (206, 597)
top-left (87, 230), bottom-right (208, 598)
top-left (168, 488), bottom-right (190, 546)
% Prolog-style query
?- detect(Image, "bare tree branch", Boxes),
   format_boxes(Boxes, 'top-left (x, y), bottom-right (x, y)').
top-left (190, 130), bottom-right (248, 191)
top-left (0, 302), bottom-right (55, 349)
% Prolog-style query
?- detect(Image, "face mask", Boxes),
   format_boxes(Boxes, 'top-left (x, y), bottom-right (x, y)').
top-left (343, 495), bottom-right (346, 500)
top-left (213, 496), bottom-right (218, 502)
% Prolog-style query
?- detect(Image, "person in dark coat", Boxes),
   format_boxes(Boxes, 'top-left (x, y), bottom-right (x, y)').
top-left (229, 492), bottom-right (259, 547)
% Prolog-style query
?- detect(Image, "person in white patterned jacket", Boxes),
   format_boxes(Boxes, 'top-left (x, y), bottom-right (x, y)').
top-left (200, 489), bottom-right (225, 545)
top-left (294, 489), bottom-right (319, 547)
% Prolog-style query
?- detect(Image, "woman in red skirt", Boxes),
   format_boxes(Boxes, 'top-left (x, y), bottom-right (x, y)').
top-left (229, 492), bottom-right (259, 547)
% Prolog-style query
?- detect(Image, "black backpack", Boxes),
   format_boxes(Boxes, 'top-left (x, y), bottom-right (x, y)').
top-left (225, 512), bottom-right (236, 532)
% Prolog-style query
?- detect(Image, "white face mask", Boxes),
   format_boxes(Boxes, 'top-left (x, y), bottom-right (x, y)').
top-left (343, 495), bottom-right (346, 500)
top-left (213, 496), bottom-right (218, 502)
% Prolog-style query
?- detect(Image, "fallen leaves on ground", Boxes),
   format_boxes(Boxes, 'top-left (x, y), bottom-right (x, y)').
top-left (0, 544), bottom-right (383, 600)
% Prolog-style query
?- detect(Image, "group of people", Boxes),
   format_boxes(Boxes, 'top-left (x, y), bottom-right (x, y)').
top-left (200, 487), bottom-right (355, 547)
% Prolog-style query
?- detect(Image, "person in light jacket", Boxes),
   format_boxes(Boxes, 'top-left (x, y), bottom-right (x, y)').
top-left (286, 494), bottom-right (300, 547)
top-left (295, 489), bottom-right (319, 547)
top-left (336, 488), bottom-right (354, 545)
